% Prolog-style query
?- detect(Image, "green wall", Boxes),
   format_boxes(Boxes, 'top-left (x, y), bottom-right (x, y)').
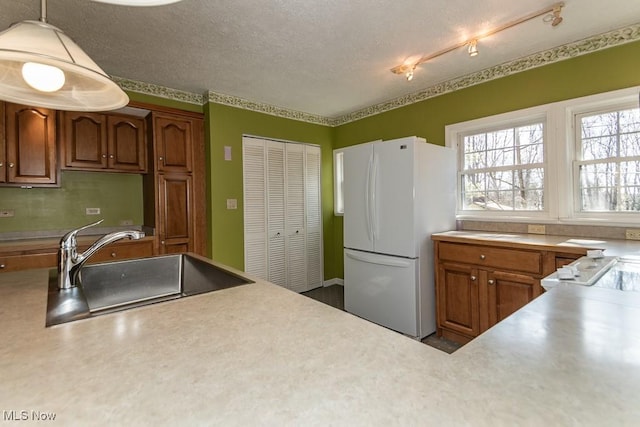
top-left (204, 103), bottom-right (335, 276)
top-left (331, 40), bottom-right (640, 278)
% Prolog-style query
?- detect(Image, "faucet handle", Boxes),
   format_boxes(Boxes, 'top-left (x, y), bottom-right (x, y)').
top-left (60, 219), bottom-right (104, 248)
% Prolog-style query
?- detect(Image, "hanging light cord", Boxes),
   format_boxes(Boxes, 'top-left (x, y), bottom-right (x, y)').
top-left (40, 0), bottom-right (47, 23)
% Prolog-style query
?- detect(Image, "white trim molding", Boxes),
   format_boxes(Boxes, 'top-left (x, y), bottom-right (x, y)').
top-left (323, 278), bottom-right (344, 287)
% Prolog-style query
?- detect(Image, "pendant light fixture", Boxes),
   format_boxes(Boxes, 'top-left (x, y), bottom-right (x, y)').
top-left (0, 0), bottom-right (129, 111)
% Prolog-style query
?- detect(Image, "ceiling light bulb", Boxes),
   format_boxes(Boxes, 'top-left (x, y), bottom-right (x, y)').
top-left (406, 70), bottom-right (414, 81)
top-left (468, 40), bottom-right (479, 57)
top-left (21, 62), bottom-right (66, 92)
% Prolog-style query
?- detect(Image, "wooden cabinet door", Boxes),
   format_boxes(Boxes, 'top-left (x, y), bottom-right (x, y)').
top-left (62, 112), bottom-right (108, 169)
top-left (153, 113), bottom-right (193, 173)
top-left (157, 174), bottom-right (193, 254)
top-left (5, 103), bottom-right (57, 185)
top-left (486, 270), bottom-right (536, 329)
top-left (108, 115), bottom-right (146, 172)
top-left (0, 102), bottom-right (5, 183)
top-left (437, 262), bottom-right (481, 338)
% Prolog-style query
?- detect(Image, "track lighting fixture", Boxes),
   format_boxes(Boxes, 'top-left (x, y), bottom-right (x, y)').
top-left (392, 2), bottom-right (564, 81)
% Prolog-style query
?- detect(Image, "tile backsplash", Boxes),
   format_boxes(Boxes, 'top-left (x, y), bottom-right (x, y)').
top-left (458, 221), bottom-right (630, 240)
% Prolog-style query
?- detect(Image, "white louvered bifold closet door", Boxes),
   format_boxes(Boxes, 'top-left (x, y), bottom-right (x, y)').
top-left (285, 143), bottom-right (307, 292)
top-left (266, 141), bottom-right (286, 287)
top-left (243, 137), bottom-right (323, 293)
top-left (242, 137), bottom-right (268, 279)
top-left (305, 145), bottom-right (323, 290)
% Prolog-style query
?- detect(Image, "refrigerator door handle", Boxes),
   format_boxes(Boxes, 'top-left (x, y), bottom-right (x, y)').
top-left (365, 151), bottom-right (374, 242)
top-left (371, 151), bottom-right (379, 242)
top-left (345, 251), bottom-right (412, 268)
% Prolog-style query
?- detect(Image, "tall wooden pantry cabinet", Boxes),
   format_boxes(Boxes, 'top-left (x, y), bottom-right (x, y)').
top-left (242, 136), bottom-right (323, 293)
top-left (143, 109), bottom-right (206, 256)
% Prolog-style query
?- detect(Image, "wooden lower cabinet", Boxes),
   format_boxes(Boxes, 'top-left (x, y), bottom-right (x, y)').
top-left (0, 239), bottom-right (154, 273)
top-left (434, 239), bottom-right (583, 345)
top-left (437, 262), bottom-right (480, 340)
top-left (156, 173), bottom-right (193, 254)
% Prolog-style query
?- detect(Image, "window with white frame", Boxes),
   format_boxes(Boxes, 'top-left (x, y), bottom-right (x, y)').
top-left (460, 121), bottom-right (545, 212)
top-left (446, 86), bottom-right (640, 225)
top-left (576, 105), bottom-right (640, 213)
top-left (333, 149), bottom-right (344, 215)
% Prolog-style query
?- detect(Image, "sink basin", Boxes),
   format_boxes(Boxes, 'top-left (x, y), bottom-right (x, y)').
top-left (46, 253), bottom-right (253, 326)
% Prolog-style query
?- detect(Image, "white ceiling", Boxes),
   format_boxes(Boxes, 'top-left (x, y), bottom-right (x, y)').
top-left (1, 0), bottom-right (639, 120)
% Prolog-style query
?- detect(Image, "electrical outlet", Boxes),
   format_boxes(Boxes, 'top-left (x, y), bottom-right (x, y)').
top-left (0, 209), bottom-right (14, 218)
top-left (626, 229), bottom-right (640, 240)
top-left (226, 199), bottom-right (237, 210)
top-left (85, 207), bottom-right (101, 215)
top-left (527, 224), bottom-right (546, 234)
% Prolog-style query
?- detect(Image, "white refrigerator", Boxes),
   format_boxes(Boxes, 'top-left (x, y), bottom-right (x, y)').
top-left (343, 136), bottom-right (456, 339)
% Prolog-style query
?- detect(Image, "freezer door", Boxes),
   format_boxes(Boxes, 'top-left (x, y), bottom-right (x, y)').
top-left (373, 137), bottom-right (417, 258)
top-left (344, 249), bottom-right (419, 337)
top-left (343, 142), bottom-right (377, 252)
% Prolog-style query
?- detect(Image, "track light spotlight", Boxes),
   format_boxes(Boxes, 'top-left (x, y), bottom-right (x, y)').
top-left (468, 40), bottom-right (479, 57)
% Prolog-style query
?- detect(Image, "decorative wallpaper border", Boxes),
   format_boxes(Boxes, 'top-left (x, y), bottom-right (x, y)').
top-left (205, 91), bottom-right (335, 126)
top-left (113, 77), bottom-right (204, 105)
top-left (115, 23), bottom-right (640, 127)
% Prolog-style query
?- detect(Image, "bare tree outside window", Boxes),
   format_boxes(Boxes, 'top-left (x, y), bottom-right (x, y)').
top-left (578, 107), bottom-right (640, 212)
top-left (461, 122), bottom-right (545, 211)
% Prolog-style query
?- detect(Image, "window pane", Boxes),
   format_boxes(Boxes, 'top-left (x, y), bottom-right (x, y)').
top-left (582, 136), bottom-right (617, 160)
top-left (619, 108), bottom-right (640, 134)
top-left (619, 133), bottom-right (640, 157)
top-left (486, 129), bottom-right (513, 151)
top-left (581, 112), bottom-right (618, 139)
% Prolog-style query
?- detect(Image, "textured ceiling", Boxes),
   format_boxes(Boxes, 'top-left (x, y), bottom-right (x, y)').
top-left (1, 0), bottom-right (640, 119)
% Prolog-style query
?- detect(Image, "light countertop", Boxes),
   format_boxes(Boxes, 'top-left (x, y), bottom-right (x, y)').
top-left (1, 265), bottom-right (640, 425)
top-left (432, 230), bottom-right (640, 257)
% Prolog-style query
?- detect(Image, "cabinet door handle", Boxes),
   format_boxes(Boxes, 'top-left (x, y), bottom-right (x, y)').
top-left (8, 163), bottom-right (14, 168)
top-left (159, 156), bottom-right (164, 162)
top-left (161, 240), bottom-right (165, 245)
top-left (0, 162), bottom-right (3, 167)
top-left (470, 275), bottom-right (477, 281)
top-left (109, 155), bottom-right (114, 159)
top-left (102, 154), bottom-right (107, 158)
top-left (110, 252), bottom-right (117, 258)
top-left (480, 254), bottom-right (486, 260)
top-left (0, 264), bottom-right (5, 269)
top-left (488, 279), bottom-right (495, 285)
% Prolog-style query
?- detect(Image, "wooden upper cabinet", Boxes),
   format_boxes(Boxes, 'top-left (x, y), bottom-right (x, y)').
top-left (107, 115), bottom-right (146, 171)
top-left (4, 103), bottom-right (58, 186)
top-left (61, 111), bottom-right (147, 173)
top-left (62, 112), bottom-right (108, 169)
top-left (153, 113), bottom-right (193, 173)
top-left (0, 103), bottom-right (5, 184)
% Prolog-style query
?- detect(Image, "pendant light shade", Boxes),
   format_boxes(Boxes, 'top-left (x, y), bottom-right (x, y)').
top-left (0, 19), bottom-right (128, 111)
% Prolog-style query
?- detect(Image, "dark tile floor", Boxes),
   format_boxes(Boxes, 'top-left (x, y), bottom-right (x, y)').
top-left (301, 285), bottom-right (462, 354)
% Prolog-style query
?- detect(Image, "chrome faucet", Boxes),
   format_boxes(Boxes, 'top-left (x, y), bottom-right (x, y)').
top-left (58, 220), bottom-right (145, 290)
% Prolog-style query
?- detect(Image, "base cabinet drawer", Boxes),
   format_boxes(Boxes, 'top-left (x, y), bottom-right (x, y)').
top-left (438, 242), bottom-right (542, 275)
top-left (86, 240), bottom-right (154, 263)
top-left (0, 253), bottom-right (57, 272)
top-left (0, 238), bottom-right (154, 273)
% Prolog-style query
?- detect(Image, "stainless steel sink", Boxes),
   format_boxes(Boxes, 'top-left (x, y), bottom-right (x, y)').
top-left (46, 253), bottom-right (253, 326)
